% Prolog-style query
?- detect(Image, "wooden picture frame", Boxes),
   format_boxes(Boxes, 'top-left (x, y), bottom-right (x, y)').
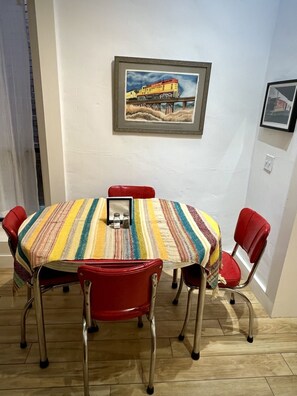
top-left (113, 56), bottom-right (211, 135)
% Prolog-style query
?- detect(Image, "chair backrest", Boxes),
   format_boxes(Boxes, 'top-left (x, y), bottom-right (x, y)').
top-left (2, 206), bottom-right (31, 285)
top-left (2, 206), bottom-right (27, 256)
top-left (108, 185), bottom-right (155, 199)
top-left (78, 259), bottom-right (163, 322)
top-left (234, 208), bottom-right (271, 264)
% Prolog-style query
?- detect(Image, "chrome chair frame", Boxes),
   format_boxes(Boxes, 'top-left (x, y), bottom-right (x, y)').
top-left (21, 267), bottom-right (78, 368)
top-left (81, 268), bottom-right (160, 395)
top-left (173, 208), bottom-right (270, 359)
top-left (174, 266), bottom-right (207, 360)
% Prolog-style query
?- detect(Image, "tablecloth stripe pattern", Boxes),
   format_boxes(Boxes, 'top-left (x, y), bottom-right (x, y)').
top-left (16, 198), bottom-right (221, 289)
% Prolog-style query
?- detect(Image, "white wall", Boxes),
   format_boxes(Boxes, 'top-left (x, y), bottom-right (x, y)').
top-left (53, 0), bottom-right (279, 250)
top-left (246, 0), bottom-right (297, 315)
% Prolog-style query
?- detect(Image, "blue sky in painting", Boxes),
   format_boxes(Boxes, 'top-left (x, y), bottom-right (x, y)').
top-left (126, 70), bottom-right (199, 97)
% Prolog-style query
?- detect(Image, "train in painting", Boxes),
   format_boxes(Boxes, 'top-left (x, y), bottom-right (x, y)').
top-left (126, 78), bottom-right (179, 101)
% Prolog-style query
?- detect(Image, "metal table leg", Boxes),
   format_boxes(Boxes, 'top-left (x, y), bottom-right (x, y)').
top-left (33, 268), bottom-right (49, 368)
top-left (191, 267), bottom-right (207, 360)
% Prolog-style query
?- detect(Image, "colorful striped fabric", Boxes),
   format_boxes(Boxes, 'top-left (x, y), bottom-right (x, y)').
top-left (16, 198), bottom-right (221, 289)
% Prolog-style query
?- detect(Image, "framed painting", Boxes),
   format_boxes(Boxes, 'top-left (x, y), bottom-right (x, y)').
top-left (260, 79), bottom-right (297, 132)
top-left (113, 56), bottom-right (212, 135)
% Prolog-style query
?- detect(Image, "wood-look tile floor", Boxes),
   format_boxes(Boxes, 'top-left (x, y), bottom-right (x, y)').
top-left (0, 268), bottom-right (297, 395)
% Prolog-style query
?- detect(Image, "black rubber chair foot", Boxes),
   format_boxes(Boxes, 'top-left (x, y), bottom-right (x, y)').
top-left (138, 322), bottom-right (144, 328)
top-left (87, 325), bottom-right (99, 333)
top-left (147, 385), bottom-right (154, 395)
top-left (20, 341), bottom-right (27, 349)
top-left (63, 286), bottom-right (70, 293)
top-left (230, 299), bottom-right (235, 305)
top-left (171, 282), bottom-right (178, 289)
top-left (191, 351), bottom-right (200, 360)
top-left (178, 334), bottom-right (184, 341)
top-left (247, 336), bottom-right (253, 343)
top-left (172, 299), bottom-right (178, 305)
top-left (40, 358), bottom-right (49, 368)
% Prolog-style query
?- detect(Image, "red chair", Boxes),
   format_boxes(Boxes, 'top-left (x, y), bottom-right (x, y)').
top-left (108, 185), bottom-right (156, 199)
top-left (2, 206), bottom-right (79, 354)
top-left (173, 208), bottom-right (271, 358)
top-left (78, 259), bottom-right (163, 395)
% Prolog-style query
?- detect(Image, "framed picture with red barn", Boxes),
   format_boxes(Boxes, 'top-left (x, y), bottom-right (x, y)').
top-left (113, 56), bottom-right (211, 135)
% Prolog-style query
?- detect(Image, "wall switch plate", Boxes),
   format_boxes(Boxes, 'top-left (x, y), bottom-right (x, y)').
top-left (264, 154), bottom-right (274, 173)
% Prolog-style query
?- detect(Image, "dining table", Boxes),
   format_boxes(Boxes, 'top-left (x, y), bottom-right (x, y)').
top-left (16, 197), bottom-right (221, 367)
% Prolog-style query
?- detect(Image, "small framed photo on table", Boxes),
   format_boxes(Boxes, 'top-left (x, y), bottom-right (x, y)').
top-left (106, 197), bottom-right (133, 225)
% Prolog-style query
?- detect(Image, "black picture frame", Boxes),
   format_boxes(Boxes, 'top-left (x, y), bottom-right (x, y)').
top-left (260, 79), bottom-right (297, 132)
top-left (113, 56), bottom-right (212, 135)
top-left (106, 197), bottom-right (133, 225)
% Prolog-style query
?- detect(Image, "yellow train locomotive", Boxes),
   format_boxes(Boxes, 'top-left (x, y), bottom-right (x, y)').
top-left (126, 90), bottom-right (138, 100)
top-left (126, 78), bottom-right (179, 101)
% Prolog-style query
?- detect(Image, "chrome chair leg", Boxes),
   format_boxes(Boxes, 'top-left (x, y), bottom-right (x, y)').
top-left (82, 316), bottom-right (90, 396)
top-left (226, 288), bottom-right (254, 342)
top-left (172, 269), bottom-right (178, 288)
top-left (147, 316), bottom-right (156, 395)
top-left (192, 269), bottom-right (207, 360)
top-left (178, 287), bottom-right (194, 341)
top-left (138, 316), bottom-right (144, 328)
top-left (172, 273), bottom-right (184, 305)
top-left (21, 282), bottom-right (78, 349)
top-left (26, 285), bottom-right (32, 303)
top-left (178, 268), bottom-right (207, 360)
top-left (87, 319), bottom-right (99, 333)
top-left (33, 268), bottom-right (48, 368)
top-left (20, 295), bottom-right (34, 348)
top-left (230, 291), bottom-right (235, 304)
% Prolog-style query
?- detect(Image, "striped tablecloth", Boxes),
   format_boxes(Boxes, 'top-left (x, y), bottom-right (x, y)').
top-left (16, 198), bottom-right (221, 290)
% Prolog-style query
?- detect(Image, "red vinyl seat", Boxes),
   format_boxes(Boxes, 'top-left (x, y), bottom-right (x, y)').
top-left (173, 208), bottom-right (271, 358)
top-left (2, 206), bottom-right (79, 351)
top-left (108, 184), bottom-right (156, 199)
top-left (219, 251), bottom-right (242, 287)
top-left (78, 259), bottom-right (163, 395)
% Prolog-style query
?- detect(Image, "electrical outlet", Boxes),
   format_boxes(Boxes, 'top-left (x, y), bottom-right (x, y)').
top-left (264, 154), bottom-right (274, 173)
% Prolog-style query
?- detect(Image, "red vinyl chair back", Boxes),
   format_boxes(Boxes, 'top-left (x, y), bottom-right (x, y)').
top-left (233, 208), bottom-right (271, 264)
top-left (2, 206), bottom-right (31, 284)
top-left (108, 185), bottom-right (155, 199)
top-left (2, 206), bottom-right (27, 256)
top-left (78, 259), bottom-right (163, 321)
